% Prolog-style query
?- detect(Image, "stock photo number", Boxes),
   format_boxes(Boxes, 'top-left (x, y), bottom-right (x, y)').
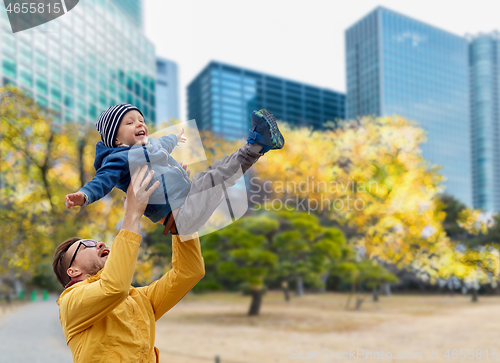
top-left (5, 2), bottom-right (62, 13)
top-left (2, 0), bottom-right (78, 33)
top-left (443, 349), bottom-right (499, 360)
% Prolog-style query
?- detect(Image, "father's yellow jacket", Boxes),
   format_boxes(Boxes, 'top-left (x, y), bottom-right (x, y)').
top-left (56, 229), bottom-right (205, 363)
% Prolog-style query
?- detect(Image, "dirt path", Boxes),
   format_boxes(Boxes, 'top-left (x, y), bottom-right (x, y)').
top-left (155, 292), bottom-right (500, 362)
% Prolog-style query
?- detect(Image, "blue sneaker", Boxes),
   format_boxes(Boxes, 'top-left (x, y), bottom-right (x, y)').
top-left (247, 109), bottom-right (285, 153)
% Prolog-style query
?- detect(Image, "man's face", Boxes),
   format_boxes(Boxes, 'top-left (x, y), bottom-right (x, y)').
top-left (65, 240), bottom-right (110, 279)
top-left (115, 110), bottom-right (149, 146)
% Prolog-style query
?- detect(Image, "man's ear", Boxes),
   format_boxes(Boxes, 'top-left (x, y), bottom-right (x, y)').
top-left (67, 267), bottom-right (83, 280)
top-left (115, 138), bottom-right (122, 146)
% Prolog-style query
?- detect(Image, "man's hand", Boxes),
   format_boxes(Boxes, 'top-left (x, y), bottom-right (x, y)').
top-left (65, 192), bottom-right (85, 209)
top-left (122, 166), bottom-right (160, 233)
top-left (176, 128), bottom-right (187, 146)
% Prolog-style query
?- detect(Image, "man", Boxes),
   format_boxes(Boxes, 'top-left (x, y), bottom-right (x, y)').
top-left (52, 165), bottom-right (205, 362)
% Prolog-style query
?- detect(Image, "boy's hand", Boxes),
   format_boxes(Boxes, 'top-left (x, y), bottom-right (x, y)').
top-left (178, 161), bottom-right (191, 178)
top-left (66, 192), bottom-right (85, 209)
top-left (176, 128), bottom-right (187, 146)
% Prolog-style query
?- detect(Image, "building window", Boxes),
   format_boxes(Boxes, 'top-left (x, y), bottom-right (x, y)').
top-left (36, 96), bottom-right (48, 108)
top-left (88, 104), bottom-right (97, 119)
top-left (88, 86), bottom-right (97, 105)
top-left (64, 71), bottom-right (74, 89)
top-left (109, 80), bottom-right (116, 97)
top-left (36, 51), bottom-right (48, 72)
top-left (19, 43), bottom-right (32, 64)
top-left (157, 61), bottom-right (167, 74)
top-left (77, 78), bottom-right (86, 96)
top-left (88, 66), bottom-right (96, 84)
top-left (64, 93), bottom-right (74, 109)
top-left (2, 56), bottom-right (16, 79)
top-left (50, 84), bottom-right (61, 103)
top-left (36, 75), bottom-right (48, 95)
top-left (77, 100), bottom-right (86, 116)
top-left (2, 35), bottom-right (16, 55)
top-left (119, 87), bottom-right (126, 102)
top-left (99, 92), bottom-right (107, 109)
top-left (19, 66), bottom-right (33, 87)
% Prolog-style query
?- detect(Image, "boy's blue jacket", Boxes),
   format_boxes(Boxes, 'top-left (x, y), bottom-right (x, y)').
top-left (79, 135), bottom-right (192, 223)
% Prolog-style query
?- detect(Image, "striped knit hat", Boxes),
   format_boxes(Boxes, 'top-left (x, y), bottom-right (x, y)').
top-left (96, 104), bottom-right (144, 148)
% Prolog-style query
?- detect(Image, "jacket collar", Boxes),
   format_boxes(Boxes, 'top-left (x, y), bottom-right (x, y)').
top-left (64, 270), bottom-right (104, 289)
top-left (64, 280), bottom-right (81, 289)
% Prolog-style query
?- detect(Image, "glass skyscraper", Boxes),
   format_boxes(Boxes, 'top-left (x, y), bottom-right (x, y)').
top-left (110, 0), bottom-right (143, 27)
top-left (469, 31), bottom-right (500, 212)
top-left (188, 61), bottom-right (345, 139)
top-left (0, 0), bottom-right (156, 125)
top-left (346, 7), bottom-right (472, 207)
top-left (156, 57), bottom-right (179, 125)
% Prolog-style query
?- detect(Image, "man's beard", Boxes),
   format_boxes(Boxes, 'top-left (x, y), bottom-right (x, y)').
top-left (84, 259), bottom-right (105, 277)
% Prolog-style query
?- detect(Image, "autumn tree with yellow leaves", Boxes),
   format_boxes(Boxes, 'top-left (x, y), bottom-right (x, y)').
top-left (251, 116), bottom-right (498, 288)
top-left (0, 87), bottom-right (133, 286)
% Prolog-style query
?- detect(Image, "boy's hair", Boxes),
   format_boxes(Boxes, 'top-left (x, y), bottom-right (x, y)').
top-left (96, 104), bottom-right (144, 148)
top-left (52, 237), bottom-right (82, 288)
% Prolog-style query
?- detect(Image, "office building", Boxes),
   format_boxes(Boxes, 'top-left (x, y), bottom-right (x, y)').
top-left (110, 0), bottom-right (143, 28)
top-left (469, 31), bottom-right (500, 212)
top-left (0, 0), bottom-right (156, 125)
top-left (346, 7), bottom-right (472, 206)
top-left (156, 57), bottom-right (179, 125)
top-left (187, 61), bottom-right (345, 139)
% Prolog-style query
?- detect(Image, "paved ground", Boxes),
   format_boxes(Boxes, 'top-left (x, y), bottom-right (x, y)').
top-left (0, 296), bottom-right (72, 363)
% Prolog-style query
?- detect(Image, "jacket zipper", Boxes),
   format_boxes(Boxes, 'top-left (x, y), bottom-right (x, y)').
top-left (159, 149), bottom-right (190, 187)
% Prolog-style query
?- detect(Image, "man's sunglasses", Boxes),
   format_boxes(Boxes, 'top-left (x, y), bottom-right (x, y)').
top-left (67, 240), bottom-right (99, 269)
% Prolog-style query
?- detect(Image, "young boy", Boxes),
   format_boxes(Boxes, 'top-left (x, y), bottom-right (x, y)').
top-left (65, 104), bottom-right (284, 237)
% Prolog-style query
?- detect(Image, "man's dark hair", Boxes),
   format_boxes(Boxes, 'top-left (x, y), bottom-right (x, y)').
top-left (52, 237), bottom-right (81, 288)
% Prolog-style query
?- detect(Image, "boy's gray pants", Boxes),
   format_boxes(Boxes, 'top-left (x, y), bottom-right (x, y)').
top-left (174, 143), bottom-right (262, 237)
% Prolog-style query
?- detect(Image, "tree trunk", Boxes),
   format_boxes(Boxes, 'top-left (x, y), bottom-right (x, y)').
top-left (40, 134), bottom-right (55, 213)
top-left (355, 282), bottom-right (364, 310)
top-left (282, 281), bottom-right (290, 302)
top-left (372, 287), bottom-right (379, 302)
top-left (320, 272), bottom-right (329, 293)
top-left (355, 297), bottom-right (364, 310)
top-left (472, 289), bottom-right (478, 302)
top-left (345, 281), bottom-right (356, 309)
top-left (296, 277), bottom-right (304, 297)
top-left (248, 288), bottom-right (263, 316)
top-left (13, 279), bottom-right (23, 296)
top-left (383, 283), bottom-right (392, 297)
top-left (78, 137), bottom-right (86, 188)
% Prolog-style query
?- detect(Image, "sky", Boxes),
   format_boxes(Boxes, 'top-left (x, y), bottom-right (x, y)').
top-left (143, 0), bottom-right (500, 121)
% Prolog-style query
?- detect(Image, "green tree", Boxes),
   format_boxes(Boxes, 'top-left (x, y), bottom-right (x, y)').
top-left (333, 259), bottom-right (398, 310)
top-left (260, 210), bottom-right (346, 300)
top-left (202, 218), bottom-right (278, 316)
top-left (200, 210), bottom-right (347, 314)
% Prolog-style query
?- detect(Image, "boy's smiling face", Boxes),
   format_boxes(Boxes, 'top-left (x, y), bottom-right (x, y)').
top-left (115, 110), bottom-right (149, 146)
